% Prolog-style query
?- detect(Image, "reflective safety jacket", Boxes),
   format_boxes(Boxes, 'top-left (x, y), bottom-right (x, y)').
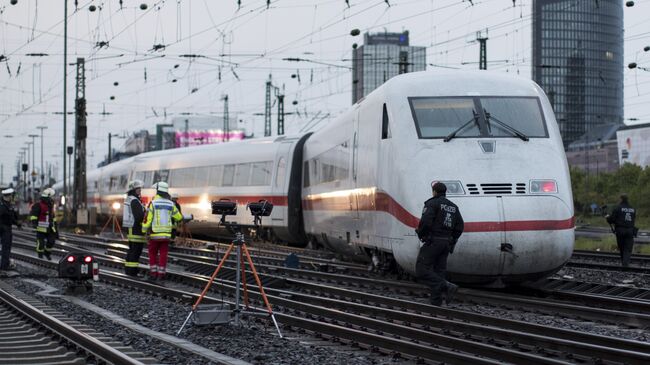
top-left (123, 194), bottom-right (146, 243)
top-left (29, 199), bottom-right (56, 234)
top-left (142, 194), bottom-right (183, 240)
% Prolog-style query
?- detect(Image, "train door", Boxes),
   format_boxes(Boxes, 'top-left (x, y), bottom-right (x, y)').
top-left (271, 142), bottom-right (293, 224)
top-left (351, 109), bottom-right (360, 219)
top-left (496, 196), bottom-right (508, 277)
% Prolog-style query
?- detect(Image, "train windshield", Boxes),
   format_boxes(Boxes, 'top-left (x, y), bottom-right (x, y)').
top-left (410, 96), bottom-right (547, 139)
top-left (410, 98), bottom-right (481, 139)
top-left (481, 97), bottom-right (547, 138)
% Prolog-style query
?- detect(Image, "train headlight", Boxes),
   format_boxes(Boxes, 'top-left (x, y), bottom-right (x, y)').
top-left (440, 181), bottom-right (465, 195)
top-left (530, 180), bottom-right (557, 194)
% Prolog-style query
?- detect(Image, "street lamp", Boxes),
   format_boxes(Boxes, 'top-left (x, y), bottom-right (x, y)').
top-left (37, 126), bottom-right (47, 188)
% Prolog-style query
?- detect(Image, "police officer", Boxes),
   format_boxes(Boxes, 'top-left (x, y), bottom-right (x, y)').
top-left (123, 180), bottom-right (146, 276)
top-left (606, 193), bottom-right (637, 267)
top-left (29, 188), bottom-right (57, 260)
top-left (0, 188), bottom-right (21, 271)
top-left (142, 182), bottom-right (183, 281)
top-left (415, 182), bottom-right (464, 306)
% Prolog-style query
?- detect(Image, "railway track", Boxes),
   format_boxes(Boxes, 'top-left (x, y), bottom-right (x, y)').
top-left (0, 281), bottom-right (154, 365)
top-left (14, 230), bottom-right (650, 320)
top-left (10, 232), bottom-right (650, 365)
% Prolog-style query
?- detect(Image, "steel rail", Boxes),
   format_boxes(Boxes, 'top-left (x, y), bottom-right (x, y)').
top-left (14, 232), bottom-right (650, 327)
top-left (0, 286), bottom-right (145, 365)
top-left (10, 244), bottom-right (650, 365)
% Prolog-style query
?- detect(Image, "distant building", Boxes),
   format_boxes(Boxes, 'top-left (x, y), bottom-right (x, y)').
top-left (532, 0), bottom-right (624, 148)
top-left (566, 123), bottom-right (621, 174)
top-left (617, 123), bottom-right (650, 168)
top-left (123, 130), bottom-right (153, 154)
top-left (352, 31), bottom-right (426, 104)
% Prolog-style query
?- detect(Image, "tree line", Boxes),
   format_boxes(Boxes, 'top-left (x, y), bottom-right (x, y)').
top-left (571, 163), bottom-right (650, 217)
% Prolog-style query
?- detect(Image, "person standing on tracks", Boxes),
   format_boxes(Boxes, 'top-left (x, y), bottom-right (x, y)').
top-left (29, 188), bottom-right (57, 260)
top-left (0, 188), bottom-right (21, 271)
top-left (142, 182), bottom-right (183, 282)
top-left (123, 180), bottom-right (147, 277)
top-left (170, 193), bottom-right (181, 246)
top-left (415, 182), bottom-right (464, 306)
top-left (606, 194), bottom-right (637, 268)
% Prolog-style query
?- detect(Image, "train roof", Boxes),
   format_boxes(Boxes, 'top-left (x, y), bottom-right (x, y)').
top-left (360, 70), bottom-right (543, 105)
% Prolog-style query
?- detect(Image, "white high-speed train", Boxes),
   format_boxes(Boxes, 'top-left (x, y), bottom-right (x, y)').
top-left (56, 71), bottom-right (575, 286)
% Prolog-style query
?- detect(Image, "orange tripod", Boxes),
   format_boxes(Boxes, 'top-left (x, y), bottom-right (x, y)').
top-left (99, 209), bottom-right (124, 239)
top-left (176, 231), bottom-right (282, 337)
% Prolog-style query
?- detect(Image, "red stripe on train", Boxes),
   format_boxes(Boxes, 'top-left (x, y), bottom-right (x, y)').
top-left (93, 192), bottom-right (574, 232)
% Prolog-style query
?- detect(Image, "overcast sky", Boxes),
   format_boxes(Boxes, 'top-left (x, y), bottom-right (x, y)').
top-left (0, 0), bottom-right (648, 184)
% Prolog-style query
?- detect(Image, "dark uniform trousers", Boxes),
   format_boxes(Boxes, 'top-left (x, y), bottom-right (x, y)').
top-left (36, 232), bottom-right (56, 256)
top-left (616, 227), bottom-right (634, 268)
top-left (124, 241), bottom-right (145, 276)
top-left (0, 226), bottom-right (12, 270)
top-left (415, 238), bottom-right (450, 305)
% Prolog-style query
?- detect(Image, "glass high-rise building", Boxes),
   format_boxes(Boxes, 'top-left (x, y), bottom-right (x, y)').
top-left (532, 0), bottom-right (623, 148)
top-left (352, 31), bottom-right (426, 104)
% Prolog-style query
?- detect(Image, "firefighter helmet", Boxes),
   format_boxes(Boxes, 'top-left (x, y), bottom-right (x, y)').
top-left (153, 181), bottom-right (169, 193)
top-left (128, 179), bottom-right (144, 190)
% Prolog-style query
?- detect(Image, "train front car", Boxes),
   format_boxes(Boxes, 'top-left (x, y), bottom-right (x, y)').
top-left (384, 71), bottom-right (574, 286)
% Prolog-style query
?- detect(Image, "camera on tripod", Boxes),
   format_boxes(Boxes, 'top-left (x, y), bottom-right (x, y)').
top-left (247, 200), bottom-right (273, 217)
top-left (211, 199), bottom-right (237, 216)
top-left (210, 198), bottom-right (274, 228)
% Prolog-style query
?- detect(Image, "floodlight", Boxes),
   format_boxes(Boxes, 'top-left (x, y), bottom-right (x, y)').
top-left (211, 199), bottom-right (237, 216)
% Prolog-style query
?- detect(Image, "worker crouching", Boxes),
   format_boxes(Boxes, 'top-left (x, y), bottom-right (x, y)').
top-left (29, 188), bottom-right (57, 260)
top-left (142, 181), bottom-right (183, 281)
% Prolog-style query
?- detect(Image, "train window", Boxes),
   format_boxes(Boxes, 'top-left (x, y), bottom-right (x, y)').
top-left (234, 163), bottom-right (251, 186)
top-left (208, 165), bottom-right (223, 187)
top-left (479, 97), bottom-right (548, 138)
top-left (223, 164), bottom-right (235, 186)
top-left (133, 171), bottom-right (145, 183)
top-left (275, 157), bottom-right (287, 188)
top-left (409, 97), bottom-right (481, 139)
top-left (194, 168), bottom-right (209, 187)
top-left (381, 104), bottom-right (391, 139)
top-left (119, 175), bottom-right (128, 190)
top-left (142, 171), bottom-right (153, 186)
top-left (154, 170), bottom-right (170, 184)
top-left (251, 161), bottom-right (272, 186)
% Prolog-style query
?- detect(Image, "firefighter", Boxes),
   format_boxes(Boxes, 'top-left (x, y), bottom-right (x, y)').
top-left (123, 180), bottom-right (146, 276)
top-left (29, 188), bottom-right (57, 260)
top-left (415, 182), bottom-right (464, 306)
top-left (142, 182), bottom-right (182, 281)
top-left (0, 188), bottom-right (21, 271)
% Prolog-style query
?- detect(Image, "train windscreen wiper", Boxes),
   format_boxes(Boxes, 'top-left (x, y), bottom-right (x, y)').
top-left (444, 111), bottom-right (479, 142)
top-left (484, 110), bottom-right (529, 142)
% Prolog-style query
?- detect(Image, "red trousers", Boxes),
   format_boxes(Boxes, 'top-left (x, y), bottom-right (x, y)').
top-left (148, 239), bottom-right (170, 278)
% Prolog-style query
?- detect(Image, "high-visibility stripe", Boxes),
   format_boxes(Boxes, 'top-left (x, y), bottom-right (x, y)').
top-left (124, 262), bottom-right (139, 267)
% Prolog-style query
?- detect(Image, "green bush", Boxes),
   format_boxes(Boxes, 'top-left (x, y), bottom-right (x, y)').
top-left (571, 163), bottom-right (650, 229)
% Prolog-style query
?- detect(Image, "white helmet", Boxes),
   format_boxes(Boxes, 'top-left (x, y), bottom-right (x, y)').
top-left (153, 181), bottom-right (169, 193)
top-left (41, 188), bottom-right (55, 198)
top-left (1, 188), bottom-right (14, 195)
top-left (128, 179), bottom-right (144, 190)
top-left (171, 192), bottom-right (179, 199)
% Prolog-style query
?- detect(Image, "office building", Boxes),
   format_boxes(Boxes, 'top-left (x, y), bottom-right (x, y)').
top-left (352, 31), bottom-right (426, 104)
top-left (532, 0), bottom-right (624, 148)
